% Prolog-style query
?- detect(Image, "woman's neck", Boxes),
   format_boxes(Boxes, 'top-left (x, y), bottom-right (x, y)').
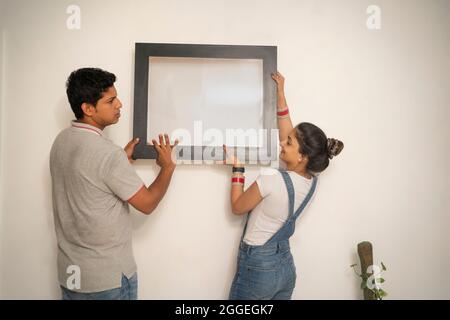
top-left (291, 165), bottom-right (312, 180)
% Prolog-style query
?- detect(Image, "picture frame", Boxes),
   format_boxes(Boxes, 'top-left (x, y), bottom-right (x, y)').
top-left (132, 42), bottom-right (277, 163)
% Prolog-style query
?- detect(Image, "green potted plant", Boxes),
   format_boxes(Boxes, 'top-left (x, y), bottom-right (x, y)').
top-left (351, 241), bottom-right (388, 300)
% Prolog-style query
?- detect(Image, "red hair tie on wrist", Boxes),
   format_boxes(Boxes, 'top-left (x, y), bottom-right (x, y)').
top-left (231, 177), bottom-right (245, 184)
top-left (277, 108), bottom-right (289, 117)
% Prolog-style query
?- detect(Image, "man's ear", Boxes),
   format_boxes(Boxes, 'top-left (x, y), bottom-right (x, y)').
top-left (81, 102), bottom-right (95, 117)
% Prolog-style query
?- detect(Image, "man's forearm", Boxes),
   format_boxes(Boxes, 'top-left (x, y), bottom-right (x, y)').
top-left (146, 166), bottom-right (175, 211)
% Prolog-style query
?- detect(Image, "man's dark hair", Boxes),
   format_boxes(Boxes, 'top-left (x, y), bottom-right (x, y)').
top-left (66, 68), bottom-right (116, 119)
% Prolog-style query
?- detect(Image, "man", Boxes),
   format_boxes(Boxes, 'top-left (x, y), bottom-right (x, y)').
top-left (50, 68), bottom-right (177, 300)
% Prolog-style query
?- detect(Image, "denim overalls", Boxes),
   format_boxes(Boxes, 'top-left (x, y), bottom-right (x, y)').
top-left (229, 170), bottom-right (318, 300)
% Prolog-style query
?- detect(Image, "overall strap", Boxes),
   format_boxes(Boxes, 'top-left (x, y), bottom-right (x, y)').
top-left (280, 170), bottom-right (318, 222)
top-left (240, 210), bottom-right (251, 242)
top-left (240, 170), bottom-right (317, 245)
top-left (241, 170), bottom-right (295, 242)
top-left (262, 170), bottom-right (317, 245)
top-left (279, 170), bottom-right (295, 219)
top-left (292, 175), bottom-right (317, 221)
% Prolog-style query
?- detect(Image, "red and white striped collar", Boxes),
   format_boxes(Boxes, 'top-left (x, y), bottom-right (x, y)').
top-left (71, 120), bottom-right (103, 136)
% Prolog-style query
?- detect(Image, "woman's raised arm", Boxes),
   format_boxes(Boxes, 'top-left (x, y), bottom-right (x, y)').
top-left (272, 72), bottom-right (294, 143)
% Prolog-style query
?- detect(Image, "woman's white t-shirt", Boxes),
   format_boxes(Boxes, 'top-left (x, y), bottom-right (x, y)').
top-left (242, 167), bottom-right (318, 246)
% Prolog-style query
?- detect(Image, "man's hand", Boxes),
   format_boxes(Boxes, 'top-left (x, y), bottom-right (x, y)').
top-left (151, 134), bottom-right (178, 170)
top-left (124, 138), bottom-right (140, 163)
top-left (128, 134), bottom-right (179, 215)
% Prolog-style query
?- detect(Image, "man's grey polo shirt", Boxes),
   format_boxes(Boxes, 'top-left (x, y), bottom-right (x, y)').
top-left (50, 121), bottom-right (144, 293)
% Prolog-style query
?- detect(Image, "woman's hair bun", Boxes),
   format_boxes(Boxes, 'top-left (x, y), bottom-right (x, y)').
top-left (327, 138), bottom-right (344, 159)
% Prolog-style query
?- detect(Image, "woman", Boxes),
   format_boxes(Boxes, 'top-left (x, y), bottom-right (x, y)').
top-left (225, 72), bottom-right (344, 300)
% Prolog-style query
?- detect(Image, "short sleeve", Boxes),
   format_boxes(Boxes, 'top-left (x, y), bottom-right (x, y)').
top-left (103, 149), bottom-right (144, 201)
top-left (255, 167), bottom-right (280, 198)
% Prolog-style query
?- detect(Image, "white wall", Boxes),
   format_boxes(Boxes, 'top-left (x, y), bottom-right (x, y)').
top-left (0, 0), bottom-right (6, 298)
top-left (1, 0), bottom-right (449, 299)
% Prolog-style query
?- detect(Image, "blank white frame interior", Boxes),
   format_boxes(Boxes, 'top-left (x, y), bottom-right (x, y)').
top-left (147, 57), bottom-right (264, 147)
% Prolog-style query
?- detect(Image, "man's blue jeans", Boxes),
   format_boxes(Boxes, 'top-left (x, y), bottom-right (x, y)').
top-left (61, 273), bottom-right (138, 300)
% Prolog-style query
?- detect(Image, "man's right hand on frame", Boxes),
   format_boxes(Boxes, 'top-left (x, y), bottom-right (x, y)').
top-left (151, 134), bottom-right (178, 169)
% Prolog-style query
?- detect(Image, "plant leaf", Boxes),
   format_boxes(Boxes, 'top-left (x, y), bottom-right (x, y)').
top-left (379, 289), bottom-right (388, 297)
top-left (360, 281), bottom-right (367, 289)
top-left (381, 262), bottom-right (387, 271)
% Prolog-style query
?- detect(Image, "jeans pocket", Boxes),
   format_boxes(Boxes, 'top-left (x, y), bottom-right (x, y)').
top-left (245, 265), bottom-right (278, 300)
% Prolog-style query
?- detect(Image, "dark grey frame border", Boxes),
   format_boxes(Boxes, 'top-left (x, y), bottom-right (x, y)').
top-left (133, 42), bottom-right (277, 161)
